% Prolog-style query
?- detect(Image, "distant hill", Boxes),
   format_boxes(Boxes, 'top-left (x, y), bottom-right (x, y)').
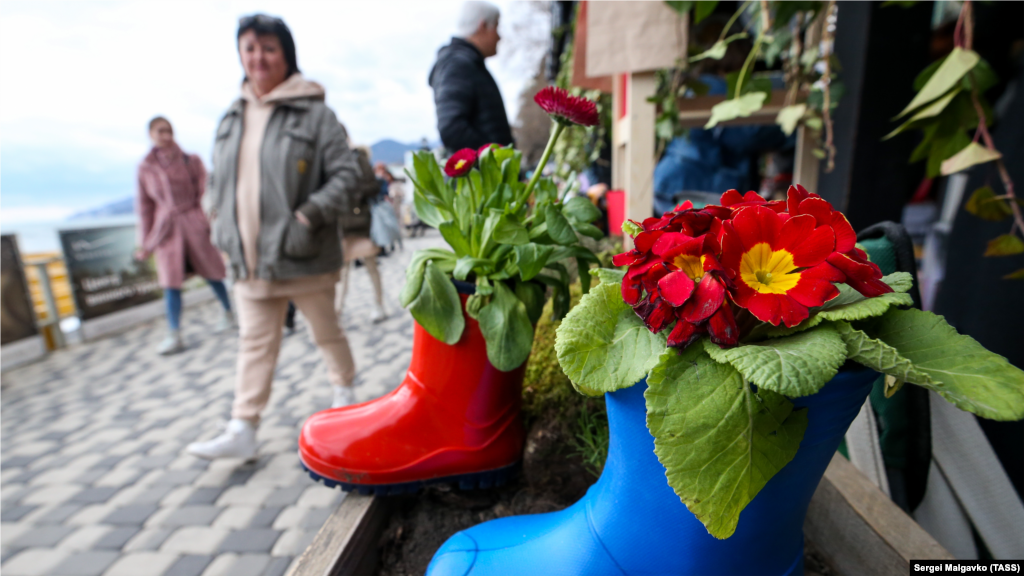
top-left (69, 197), bottom-right (134, 219)
top-left (370, 139), bottom-right (436, 164)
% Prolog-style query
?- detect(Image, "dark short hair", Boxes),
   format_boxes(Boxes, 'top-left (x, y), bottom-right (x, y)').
top-left (237, 14), bottom-right (300, 78)
top-left (148, 116), bottom-right (171, 132)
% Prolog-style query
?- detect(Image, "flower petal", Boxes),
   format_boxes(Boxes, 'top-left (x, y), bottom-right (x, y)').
top-left (681, 274), bottom-right (726, 323)
top-left (667, 319), bottom-right (704, 349)
top-left (787, 275), bottom-right (840, 308)
top-left (658, 271), bottom-right (696, 307)
top-left (796, 197), bottom-right (834, 226)
top-left (831, 213), bottom-right (857, 253)
top-left (708, 304), bottom-right (739, 346)
top-left (788, 224), bottom-right (835, 267)
top-left (612, 250), bottom-right (644, 267)
top-left (775, 214), bottom-right (816, 252)
top-left (732, 206), bottom-right (783, 250)
top-left (786, 184), bottom-right (812, 214)
top-left (778, 296), bottom-right (810, 328)
top-left (720, 189), bottom-right (745, 206)
top-left (652, 232), bottom-right (694, 257)
top-left (634, 230), bottom-right (665, 253)
top-left (745, 292), bottom-right (783, 325)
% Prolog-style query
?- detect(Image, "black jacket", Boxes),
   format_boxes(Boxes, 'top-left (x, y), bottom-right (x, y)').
top-left (429, 38), bottom-right (514, 152)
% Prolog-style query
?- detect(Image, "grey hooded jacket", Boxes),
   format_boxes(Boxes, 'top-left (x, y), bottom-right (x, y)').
top-left (205, 86), bottom-right (362, 281)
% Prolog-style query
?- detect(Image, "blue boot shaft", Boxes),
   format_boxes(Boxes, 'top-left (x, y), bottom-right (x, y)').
top-left (428, 370), bottom-right (876, 576)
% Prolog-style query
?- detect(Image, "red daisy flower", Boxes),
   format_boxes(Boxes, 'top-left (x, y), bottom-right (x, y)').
top-left (444, 148), bottom-right (478, 178)
top-left (720, 206), bottom-right (841, 327)
top-left (534, 86), bottom-right (599, 127)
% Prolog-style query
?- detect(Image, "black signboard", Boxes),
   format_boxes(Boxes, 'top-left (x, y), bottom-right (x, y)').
top-left (1, 234), bottom-right (40, 345)
top-left (59, 225), bottom-right (161, 321)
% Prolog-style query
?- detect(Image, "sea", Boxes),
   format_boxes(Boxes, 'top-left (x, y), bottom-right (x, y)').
top-left (0, 216), bottom-right (138, 255)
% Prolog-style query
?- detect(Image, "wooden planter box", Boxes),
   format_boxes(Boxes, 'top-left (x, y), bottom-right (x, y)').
top-left (286, 453), bottom-right (951, 576)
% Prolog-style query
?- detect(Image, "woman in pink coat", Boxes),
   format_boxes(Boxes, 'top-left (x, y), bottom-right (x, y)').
top-left (136, 116), bottom-right (233, 355)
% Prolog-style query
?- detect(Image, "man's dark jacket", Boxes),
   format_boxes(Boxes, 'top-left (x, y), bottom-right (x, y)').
top-left (429, 37), bottom-right (514, 152)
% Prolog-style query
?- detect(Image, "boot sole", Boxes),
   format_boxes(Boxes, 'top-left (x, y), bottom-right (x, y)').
top-left (299, 459), bottom-right (518, 496)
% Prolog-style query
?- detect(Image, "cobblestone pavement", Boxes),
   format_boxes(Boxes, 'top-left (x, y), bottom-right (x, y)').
top-left (1, 232), bottom-right (444, 576)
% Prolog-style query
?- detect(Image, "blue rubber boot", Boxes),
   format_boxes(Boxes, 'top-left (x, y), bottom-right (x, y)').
top-left (428, 370), bottom-right (875, 576)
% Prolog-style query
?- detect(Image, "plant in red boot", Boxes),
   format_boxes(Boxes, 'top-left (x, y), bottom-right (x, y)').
top-left (300, 88), bottom-right (603, 493)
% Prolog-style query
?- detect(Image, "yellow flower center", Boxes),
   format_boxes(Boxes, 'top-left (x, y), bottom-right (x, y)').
top-left (455, 159), bottom-right (467, 170)
top-left (739, 243), bottom-right (800, 294)
top-left (672, 254), bottom-right (706, 282)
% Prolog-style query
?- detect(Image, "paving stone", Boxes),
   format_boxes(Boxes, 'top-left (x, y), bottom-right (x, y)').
top-left (296, 485), bottom-right (340, 509)
top-left (212, 506), bottom-right (258, 529)
top-left (122, 528), bottom-right (173, 552)
top-left (184, 487), bottom-right (226, 506)
top-left (270, 528), bottom-right (315, 557)
top-left (34, 504), bottom-right (84, 524)
top-left (92, 527), bottom-right (140, 550)
top-left (20, 484), bottom-right (83, 506)
top-left (218, 528), bottom-right (281, 553)
top-left (162, 526), bottom-right (230, 555)
top-left (164, 555), bottom-right (214, 576)
top-left (67, 504), bottom-right (118, 526)
top-left (270, 506), bottom-right (306, 531)
top-left (49, 550), bottom-right (120, 576)
top-left (1, 504), bottom-right (38, 522)
top-left (263, 486), bottom-right (306, 508)
top-left (102, 504), bottom-right (158, 526)
top-left (247, 506), bottom-right (283, 528)
top-left (198, 553), bottom-right (238, 576)
top-left (8, 524), bottom-right (77, 547)
top-left (261, 556), bottom-right (292, 576)
top-left (130, 485), bottom-right (177, 505)
top-left (223, 553), bottom-right (270, 576)
top-left (57, 525), bottom-right (114, 551)
top-left (101, 551), bottom-right (179, 576)
top-left (161, 505), bottom-right (224, 528)
top-left (3, 456), bottom-right (36, 468)
top-left (1, 547), bottom-right (71, 576)
top-left (216, 485), bottom-right (274, 507)
top-left (67, 487), bottom-right (119, 506)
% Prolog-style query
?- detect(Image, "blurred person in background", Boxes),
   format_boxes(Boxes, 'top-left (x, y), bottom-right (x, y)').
top-left (187, 14), bottom-right (361, 460)
top-left (336, 147), bottom-right (388, 324)
top-left (429, 1), bottom-right (513, 152)
top-left (136, 116), bottom-right (233, 356)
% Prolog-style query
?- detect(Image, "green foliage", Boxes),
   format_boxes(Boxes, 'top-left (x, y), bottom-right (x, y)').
top-left (705, 93), bottom-right (767, 128)
top-left (407, 261), bottom-right (464, 345)
top-left (984, 234), bottom-right (1024, 257)
top-left (555, 280), bottom-right (667, 396)
top-left (571, 402), bottom-right (610, 478)
top-left (860, 309), bottom-right (1024, 421)
top-left (646, 345), bottom-right (807, 539)
top-left (835, 321), bottom-right (934, 386)
top-left (478, 282), bottom-right (535, 372)
top-left (964, 186), bottom-right (1012, 221)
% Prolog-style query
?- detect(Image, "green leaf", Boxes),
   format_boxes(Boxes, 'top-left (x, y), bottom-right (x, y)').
top-left (835, 321), bottom-right (934, 386)
top-left (493, 214), bottom-right (530, 246)
top-left (964, 186), bottom-right (1012, 221)
top-left (622, 220), bottom-right (643, 237)
top-left (562, 196), bottom-right (602, 224)
top-left (543, 204), bottom-right (579, 246)
top-left (414, 190), bottom-right (446, 228)
top-left (940, 142), bottom-right (1002, 176)
top-left (591, 267), bottom-right (626, 286)
top-left (818, 290), bottom-right (914, 323)
top-left (664, 1), bottom-right (694, 16)
top-left (1003, 268), bottom-right (1024, 280)
top-left (926, 130), bottom-right (970, 178)
top-left (776, 104), bottom-right (807, 136)
top-left (399, 256), bottom-right (427, 308)
top-left (861, 309), bottom-right (1024, 420)
top-left (690, 40), bottom-right (728, 62)
top-left (555, 280), bottom-right (667, 396)
top-left (452, 256), bottom-right (492, 281)
top-left (572, 221), bottom-right (605, 240)
top-left (694, 0), bottom-right (718, 24)
top-left (704, 325), bottom-right (847, 397)
top-left (984, 234), bottom-right (1024, 257)
top-left (408, 261), bottom-right (465, 345)
top-left (477, 281), bottom-right (534, 372)
top-left (896, 48), bottom-right (980, 119)
top-left (514, 243), bottom-right (555, 281)
top-left (646, 345), bottom-right (807, 539)
top-left (438, 221), bottom-right (472, 256)
top-left (515, 279), bottom-right (545, 324)
top-left (705, 92), bottom-right (767, 129)
top-left (884, 88), bottom-right (961, 140)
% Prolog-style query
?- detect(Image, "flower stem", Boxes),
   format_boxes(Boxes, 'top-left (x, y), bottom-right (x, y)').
top-left (520, 121), bottom-right (564, 207)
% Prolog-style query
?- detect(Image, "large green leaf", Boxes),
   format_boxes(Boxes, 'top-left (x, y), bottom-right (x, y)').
top-left (884, 88), bottom-right (961, 140)
top-left (452, 256), bottom-right (492, 281)
top-left (514, 280), bottom-right (545, 325)
top-left (646, 345), bottom-right (807, 539)
top-left (477, 281), bottom-right (534, 372)
top-left (776, 104), bottom-right (807, 136)
top-left (543, 204), bottom-right (579, 246)
top-left (704, 325), bottom-right (847, 397)
top-left (514, 243), bottom-right (555, 281)
top-left (964, 186), bottom-right (1012, 222)
top-left (414, 190), bottom-right (446, 229)
top-left (438, 221), bottom-right (472, 256)
top-left (555, 281), bottom-right (667, 396)
top-left (896, 47), bottom-right (980, 119)
top-left (561, 196), bottom-right (602, 224)
top-left (591, 267), bottom-right (625, 286)
top-left (705, 92), bottom-right (767, 129)
top-left (408, 261), bottom-right (465, 345)
top-left (835, 321), bottom-right (933, 385)
top-left (399, 256), bottom-right (427, 308)
top-left (861, 309), bottom-right (1024, 420)
top-left (940, 141), bottom-right (1002, 176)
top-left (817, 291), bottom-right (914, 322)
top-left (492, 214), bottom-right (530, 246)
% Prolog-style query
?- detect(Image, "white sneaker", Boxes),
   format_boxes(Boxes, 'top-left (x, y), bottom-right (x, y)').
top-left (186, 419), bottom-right (258, 461)
top-left (332, 385), bottom-right (357, 409)
top-left (157, 331), bottom-right (185, 355)
top-left (371, 306), bottom-right (388, 324)
top-left (214, 310), bottom-right (235, 333)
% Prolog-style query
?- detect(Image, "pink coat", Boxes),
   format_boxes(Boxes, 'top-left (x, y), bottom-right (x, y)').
top-left (137, 144), bottom-right (226, 289)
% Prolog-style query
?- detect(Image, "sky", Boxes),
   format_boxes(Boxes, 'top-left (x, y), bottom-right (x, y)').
top-left (0, 0), bottom-right (550, 224)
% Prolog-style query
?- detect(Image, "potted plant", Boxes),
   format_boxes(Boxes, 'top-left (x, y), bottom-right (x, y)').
top-left (299, 88), bottom-right (606, 493)
top-left (426, 187), bottom-right (1024, 575)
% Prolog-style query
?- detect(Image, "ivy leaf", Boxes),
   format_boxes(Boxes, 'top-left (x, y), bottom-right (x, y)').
top-left (562, 196), bottom-right (602, 224)
top-left (704, 325), bottom-right (847, 397)
top-left (835, 321), bottom-right (934, 386)
top-left (477, 281), bottom-right (534, 372)
top-left (884, 88), bottom-right (961, 140)
top-left (513, 243), bottom-right (555, 281)
top-left (706, 93), bottom-right (767, 129)
top-left (860, 309), bottom-right (1024, 421)
top-left (984, 234), bottom-right (1024, 257)
top-left (1004, 268), bottom-right (1024, 280)
top-left (964, 186), bottom-right (1012, 221)
top-left (896, 47), bottom-right (980, 119)
top-left (555, 281), bottom-right (667, 396)
top-left (776, 104), bottom-right (807, 136)
top-left (940, 142), bottom-right (1002, 176)
top-left (408, 261), bottom-right (465, 345)
top-left (646, 345), bottom-right (807, 540)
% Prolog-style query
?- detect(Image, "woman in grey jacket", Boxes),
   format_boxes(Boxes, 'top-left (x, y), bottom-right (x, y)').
top-left (188, 14), bottom-right (362, 460)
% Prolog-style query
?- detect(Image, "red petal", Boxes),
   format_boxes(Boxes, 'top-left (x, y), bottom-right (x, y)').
top-left (827, 252), bottom-right (878, 281)
top-left (788, 224), bottom-right (835, 267)
top-left (612, 250), bottom-right (643, 267)
top-left (796, 197), bottom-right (834, 226)
top-left (681, 275), bottom-right (725, 323)
top-left (658, 271), bottom-right (695, 307)
top-left (732, 206), bottom-right (783, 250)
top-left (845, 276), bottom-right (894, 297)
top-left (775, 214), bottom-right (816, 252)
top-left (667, 319), bottom-right (703, 349)
top-left (803, 261), bottom-right (845, 283)
top-left (831, 213), bottom-right (857, 253)
top-left (719, 222), bottom-right (745, 275)
top-left (787, 275), bottom-right (840, 308)
top-left (634, 230), bottom-right (665, 253)
top-left (708, 305), bottom-right (739, 347)
top-left (786, 184), bottom-right (812, 214)
top-left (637, 298), bottom-right (675, 333)
top-left (721, 189), bottom-right (744, 206)
top-left (652, 232), bottom-right (694, 257)
top-left (743, 191), bottom-right (764, 203)
top-left (674, 200), bottom-right (694, 212)
top-left (746, 293), bottom-right (783, 325)
top-left (778, 296), bottom-right (810, 328)
top-left (622, 281), bottom-right (641, 306)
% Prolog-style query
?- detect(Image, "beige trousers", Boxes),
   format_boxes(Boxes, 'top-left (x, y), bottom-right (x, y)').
top-left (232, 284), bottom-right (356, 422)
top-left (337, 258), bottom-right (384, 312)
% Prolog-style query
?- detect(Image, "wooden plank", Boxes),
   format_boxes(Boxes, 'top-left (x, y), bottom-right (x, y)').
top-left (805, 454), bottom-right (953, 576)
top-left (612, 71), bottom-right (658, 249)
top-left (286, 493), bottom-right (390, 576)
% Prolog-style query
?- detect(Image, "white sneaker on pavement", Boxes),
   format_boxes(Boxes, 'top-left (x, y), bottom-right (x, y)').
top-left (332, 385), bottom-right (357, 409)
top-left (186, 419), bottom-right (258, 461)
top-left (371, 306), bottom-right (388, 324)
top-left (157, 331), bottom-right (185, 355)
top-left (214, 310), bottom-right (235, 333)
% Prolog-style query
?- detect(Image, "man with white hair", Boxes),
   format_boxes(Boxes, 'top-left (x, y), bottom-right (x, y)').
top-left (429, 1), bottom-right (514, 152)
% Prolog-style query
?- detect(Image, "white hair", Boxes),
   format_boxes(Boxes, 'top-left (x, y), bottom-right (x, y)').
top-left (456, 1), bottom-right (500, 38)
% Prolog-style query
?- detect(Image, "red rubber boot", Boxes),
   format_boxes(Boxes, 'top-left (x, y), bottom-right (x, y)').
top-left (298, 294), bottom-right (526, 494)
